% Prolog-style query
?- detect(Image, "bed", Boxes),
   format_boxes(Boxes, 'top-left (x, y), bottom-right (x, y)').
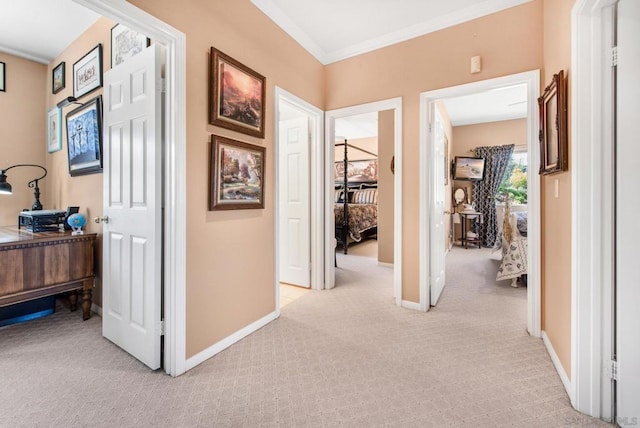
top-left (334, 139), bottom-right (378, 254)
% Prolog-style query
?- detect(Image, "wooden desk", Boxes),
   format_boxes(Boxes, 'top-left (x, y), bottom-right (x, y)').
top-left (0, 227), bottom-right (96, 320)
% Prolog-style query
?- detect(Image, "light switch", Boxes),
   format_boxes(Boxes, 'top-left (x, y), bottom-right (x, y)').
top-left (470, 56), bottom-right (482, 74)
top-left (554, 179), bottom-right (559, 198)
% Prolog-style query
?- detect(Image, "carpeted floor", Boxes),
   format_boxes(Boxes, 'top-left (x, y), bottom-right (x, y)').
top-left (0, 243), bottom-right (609, 427)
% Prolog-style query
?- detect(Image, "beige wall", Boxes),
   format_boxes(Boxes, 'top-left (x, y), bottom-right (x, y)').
top-left (334, 137), bottom-right (377, 162)
top-left (378, 110), bottom-right (394, 264)
top-left (129, 0), bottom-right (324, 358)
top-left (43, 17), bottom-right (115, 306)
top-left (325, 1), bottom-right (543, 302)
top-left (0, 53), bottom-right (47, 225)
top-left (541, 0), bottom-right (575, 377)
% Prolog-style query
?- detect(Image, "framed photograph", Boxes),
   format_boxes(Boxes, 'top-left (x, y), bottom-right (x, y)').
top-left (52, 61), bottom-right (65, 94)
top-left (444, 135), bottom-right (449, 185)
top-left (0, 61), bottom-right (5, 92)
top-left (452, 156), bottom-right (486, 181)
top-left (111, 23), bottom-right (150, 67)
top-left (73, 44), bottom-right (103, 99)
top-left (47, 107), bottom-right (62, 153)
top-left (209, 47), bottom-right (265, 138)
top-left (334, 159), bottom-right (378, 183)
top-left (209, 135), bottom-right (265, 210)
top-left (538, 70), bottom-right (568, 175)
top-left (65, 96), bottom-right (103, 176)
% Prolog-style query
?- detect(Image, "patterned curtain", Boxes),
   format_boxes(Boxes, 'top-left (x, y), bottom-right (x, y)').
top-left (472, 144), bottom-right (514, 247)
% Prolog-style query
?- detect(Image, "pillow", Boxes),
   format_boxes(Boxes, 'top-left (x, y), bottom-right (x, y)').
top-left (515, 212), bottom-right (527, 237)
top-left (335, 189), bottom-right (343, 203)
top-left (352, 189), bottom-right (378, 204)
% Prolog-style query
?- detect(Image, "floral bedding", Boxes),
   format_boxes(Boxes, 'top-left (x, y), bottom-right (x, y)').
top-left (334, 203), bottom-right (377, 242)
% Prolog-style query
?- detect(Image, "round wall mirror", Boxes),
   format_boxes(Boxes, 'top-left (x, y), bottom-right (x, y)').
top-left (454, 187), bottom-right (467, 205)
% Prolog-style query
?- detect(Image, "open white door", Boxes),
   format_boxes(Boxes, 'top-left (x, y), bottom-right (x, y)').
top-left (430, 108), bottom-right (446, 305)
top-left (278, 117), bottom-right (311, 287)
top-left (101, 45), bottom-right (162, 370)
top-left (616, 0), bottom-right (640, 424)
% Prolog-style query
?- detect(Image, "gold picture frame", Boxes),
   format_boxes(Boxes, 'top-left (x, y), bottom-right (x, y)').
top-left (538, 70), bottom-right (568, 175)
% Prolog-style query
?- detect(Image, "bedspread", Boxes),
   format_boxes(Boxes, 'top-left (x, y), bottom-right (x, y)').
top-left (334, 204), bottom-right (377, 242)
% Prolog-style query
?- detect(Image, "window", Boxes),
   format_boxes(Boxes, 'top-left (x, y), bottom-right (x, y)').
top-left (498, 147), bottom-right (527, 204)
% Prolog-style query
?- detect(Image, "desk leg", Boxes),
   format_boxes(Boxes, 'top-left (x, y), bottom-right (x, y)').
top-left (81, 281), bottom-right (92, 321)
top-left (69, 291), bottom-right (78, 312)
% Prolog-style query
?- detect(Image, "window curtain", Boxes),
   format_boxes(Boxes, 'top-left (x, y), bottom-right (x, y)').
top-left (472, 144), bottom-right (514, 247)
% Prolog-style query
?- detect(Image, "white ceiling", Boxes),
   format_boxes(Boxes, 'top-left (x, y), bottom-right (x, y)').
top-left (251, 0), bottom-right (532, 65)
top-left (1, 0), bottom-right (529, 129)
top-left (0, 0), bottom-right (100, 64)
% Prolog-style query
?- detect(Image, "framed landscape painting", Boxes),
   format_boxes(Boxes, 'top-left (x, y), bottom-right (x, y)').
top-left (52, 61), bottom-right (65, 94)
top-left (209, 135), bottom-right (265, 210)
top-left (209, 47), bottom-right (265, 138)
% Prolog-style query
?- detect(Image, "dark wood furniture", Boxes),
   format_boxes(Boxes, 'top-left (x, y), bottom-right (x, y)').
top-left (459, 211), bottom-right (483, 249)
top-left (0, 227), bottom-right (96, 320)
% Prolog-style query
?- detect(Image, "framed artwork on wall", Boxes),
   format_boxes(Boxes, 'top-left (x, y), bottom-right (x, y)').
top-left (209, 47), bottom-right (266, 138)
top-left (73, 44), bottom-right (103, 99)
top-left (47, 107), bottom-right (62, 153)
top-left (538, 70), bottom-right (568, 175)
top-left (0, 61), bottom-right (5, 92)
top-left (334, 159), bottom-right (378, 184)
top-left (209, 134), bottom-right (265, 210)
top-left (111, 23), bottom-right (150, 67)
top-left (52, 61), bottom-right (65, 94)
top-left (65, 95), bottom-right (103, 176)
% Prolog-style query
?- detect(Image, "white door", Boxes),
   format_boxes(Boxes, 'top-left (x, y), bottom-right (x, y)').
top-left (279, 117), bottom-right (311, 287)
top-left (102, 45), bottom-right (162, 370)
top-left (430, 108), bottom-right (446, 305)
top-left (616, 0), bottom-right (640, 424)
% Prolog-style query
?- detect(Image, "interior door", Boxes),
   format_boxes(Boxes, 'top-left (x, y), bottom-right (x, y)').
top-left (279, 117), bottom-right (311, 287)
top-left (430, 108), bottom-right (446, 305)
top-left (101, 45), bottom-right (162, 370)
top-left (616, 0), bottom-right (640, 425)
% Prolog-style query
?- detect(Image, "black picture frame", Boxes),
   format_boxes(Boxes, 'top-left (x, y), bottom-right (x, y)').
top-left (73, 44), bottom-right (103, 99)
top-left (452, 156), bottom-right (486, 181)
top-left (65, 96), bottom-right (103, 176)
top-left (209, 134), bottom-right (265, 210)
top-left (110, 23), bottom-right (151, 67)
top-left (52, 61), bottom-right (65, 94)
top-left (538, 70), bottom-right (568, 175)
top-left (0, 61), bottom-right (5, 92)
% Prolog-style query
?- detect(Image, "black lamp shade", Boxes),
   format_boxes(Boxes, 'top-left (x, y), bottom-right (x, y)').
top-left (0, 172), bottom-right (12, 194)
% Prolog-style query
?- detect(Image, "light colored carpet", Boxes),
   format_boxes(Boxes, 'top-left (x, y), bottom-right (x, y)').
top-left (0, 244), bottom-right (609, 427)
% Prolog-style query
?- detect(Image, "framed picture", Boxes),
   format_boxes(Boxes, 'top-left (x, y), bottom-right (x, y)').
top-left (334, 159), bottom-right (378, 183)
top-left (209, 47), bottom-right (265, 138)
top-left (0, 61), bottom-right (5, 92)
top-left (444, 135), bottom-right (449, 185)
top-left (47, 107), bottom-right (62, 153)
top-left (52, 61), bottom-right (65, 94)
top-left (73, 44), bottom-right (103, 99)
top-left (65, 95), bottom-right (103, 176)
top-left (538, 70), bottom-right (568, 175)
top-left (209, 135), bottom-right (265, 210)
top-left (111, 23), bottom-right (150, 67)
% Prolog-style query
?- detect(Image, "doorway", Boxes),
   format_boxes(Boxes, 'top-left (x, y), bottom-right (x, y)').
top-left (274, 87), bottom-right (323, 312)
top-left (325, 98), bottom-right (402, 305)
top-left (419, 70), bottom-right (541, 338)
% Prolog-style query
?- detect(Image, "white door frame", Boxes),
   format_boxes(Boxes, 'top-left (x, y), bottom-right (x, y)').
top-left (418, 71), bottom-right (541, 338)
top-left (571, 0), bottom-right (617, 420)
top-left (274, 87), bottom-right (324, 307)
top-left (325, 98), bottom-right (402, 304)
top-left (77, 0), bottom-right (187, 377)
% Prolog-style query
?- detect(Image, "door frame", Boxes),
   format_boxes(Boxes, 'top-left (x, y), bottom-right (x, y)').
top-left (325, 98), bottom-right (402, 304)
top-left (77, 0), bottom-right (187, 376)
top-left (418, 70), bottom-right (541, 337)
top-left (274, 87), bottom-right (324, 308)
top-left (571, 0), bottom-right (617, 420)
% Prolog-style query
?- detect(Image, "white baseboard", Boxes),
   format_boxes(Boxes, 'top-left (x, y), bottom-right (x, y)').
top-left (377, 261), bottom-right (394, 268)
top-left (542, 331), bottom-right (573, 399)
top-left (401, 300), bottom-right (421, 311)
top-left (185, 311), bottom-right (278, 371)
top-left (91, 303), bottom-right (102, 317)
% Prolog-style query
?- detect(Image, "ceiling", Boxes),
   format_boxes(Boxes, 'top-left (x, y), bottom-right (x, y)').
top-left (1, 0), bottom-right (529, 129)
top-left (0, 0), bottom-right (100, 64)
